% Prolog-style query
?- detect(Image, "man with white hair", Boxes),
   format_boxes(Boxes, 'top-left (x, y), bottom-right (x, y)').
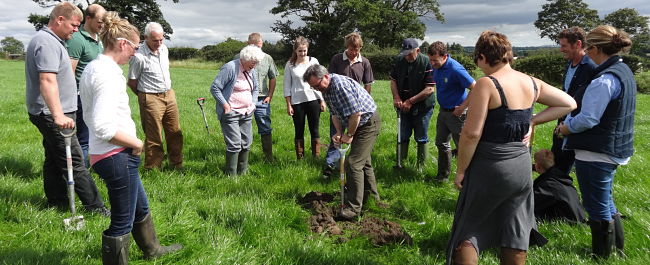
top-left (128, 22), bottom-right (184, 170)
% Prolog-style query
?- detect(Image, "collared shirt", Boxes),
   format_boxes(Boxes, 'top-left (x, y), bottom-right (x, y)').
top-left (66, 26), bottom-right (103, 85)
top-left (25, 26), bottom-right (78, 115)
top-left (563, 55), bottom-right (593, 92)
top-left (79, 54), bottom-right (137, 156)
top-left (323, 74), bottom-right (376, 128)
top-left (128, 43), bottom-right (171, 93)
top-left (328, 51), bottom-right (374, 86)
top-left (433, 56), bottom-right (474, 109)
top-left (229, 62), bottom-right (255, 115)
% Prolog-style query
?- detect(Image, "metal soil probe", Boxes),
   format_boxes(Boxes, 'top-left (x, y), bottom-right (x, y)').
top-left (61, 127), bottom-right (85, 231)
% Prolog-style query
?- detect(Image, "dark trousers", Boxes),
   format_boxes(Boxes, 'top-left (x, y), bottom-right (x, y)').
top-left (551, 132), bottom-right (575, 175)
top-left (291, 100), bottom-right (321, 140)
top-left (28, 112), bottom-right (104, 209)
top-left (93, 149), bottom-right (150, 236)
top-left (76, 95), bottom-right (90, 167)
top-left (345, 113), bottom-right (381, 213)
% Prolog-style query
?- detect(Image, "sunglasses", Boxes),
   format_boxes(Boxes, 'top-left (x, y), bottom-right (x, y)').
top-left (117, 37), bottom-right (139, 51)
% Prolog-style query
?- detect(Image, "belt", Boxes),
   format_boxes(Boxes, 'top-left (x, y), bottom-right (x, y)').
top-left (141, 90), bottom-right (170, 95)
top-left (440, 107), bottom-right (455, 112)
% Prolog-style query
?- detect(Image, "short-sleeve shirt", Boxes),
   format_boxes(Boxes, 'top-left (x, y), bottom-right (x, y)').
top-left (323, 74), bottom-right (377, 128)
top-left (128, 43), bottom-right (171, 93)
top-left (66, 26), bottom-right (103, 86)
top-left (433, 56), bottom-right (474, 109)
top-left (328, 51), bottom-right (374, 86)
top-left (25, 27), bottom-right (78, 115)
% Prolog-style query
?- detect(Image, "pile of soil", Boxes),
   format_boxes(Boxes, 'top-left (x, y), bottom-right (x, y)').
top-left (298, 191), bottom-right (413, 246)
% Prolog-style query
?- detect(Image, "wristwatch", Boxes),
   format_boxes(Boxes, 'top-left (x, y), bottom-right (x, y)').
top-left (346, 132), bottom-right (355, 137)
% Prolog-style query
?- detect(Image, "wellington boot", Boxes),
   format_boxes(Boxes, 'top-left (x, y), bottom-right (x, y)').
top-left (613, 213), bottom-right (625, 254)
top-left (311, 138), bottom-right (321, 158)
top-left (225, 152), bottom-right (239, 176)
top-left (295, 139), bottom-right (305, 160)
top-left (453, 241), bottom-right (478, 265)
top-left (237, 149), bottom-right (250, 175)
top-left (417, 143), bottom-right (428, 170)
top-left (435, 149), bottom-right (452, 181)
top-left (132, 213), bottom-right (183, 259)
top-left (500, 248), bottom-right (527, 265)
top-left (261, 134), bottom-right (273, 161)
top-left (589, 219), bottom-right (614, 259)
top-left (101, 233), bottom-right (130, 265)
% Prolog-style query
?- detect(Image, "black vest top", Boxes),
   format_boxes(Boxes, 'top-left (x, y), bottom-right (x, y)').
top-left (480, 76), bottom-right (537, 143)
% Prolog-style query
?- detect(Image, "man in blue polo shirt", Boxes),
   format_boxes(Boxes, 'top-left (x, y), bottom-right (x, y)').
top-left (427, 41), bottom-right (475, 182)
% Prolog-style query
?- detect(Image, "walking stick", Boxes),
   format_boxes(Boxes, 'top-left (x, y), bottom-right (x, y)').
top-left (197, 97), bottom-right (210, 134)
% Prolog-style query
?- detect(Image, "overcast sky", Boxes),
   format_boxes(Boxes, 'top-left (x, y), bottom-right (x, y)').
top-left (1, 0), bottom-right (648, 49)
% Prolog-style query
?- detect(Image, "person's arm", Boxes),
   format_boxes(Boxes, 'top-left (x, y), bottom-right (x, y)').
top-left (531, 78), bottom-right (578, 127)
top-left (70, 59), bottom-right (79, 74)
top-left (331, 114), bottom-right (344, 145)
top-left (454, 81), bottom-right (476, 117)
top-left (340, 112), bottom-right (361, 144)
top-left (402, 84), bottom-right (434, 112)
top-left (109, 131), bottom-right (144, 155)
top-left (210, 63), bottom-right (232, 114)
top-left (127, 55), bottom-right (142, 95)
top-left (558, 75), bottom-right (617, 135)
top-left (390, 79), bottom-right (403, 110)
top-left (264, 57), bottom-right (279, 104)
top-left (364, 84), bottom-right (372, 93)
top-left (265, 78), bottom-right (276, 104)
top-left (39, 72), bottom-right (74, 129)
top-left (283, 63), bottom-right (294, 115)
top-left (127, 79), bottom-right (138, 94)
top-left (454, 77), bottom-right (492, 189)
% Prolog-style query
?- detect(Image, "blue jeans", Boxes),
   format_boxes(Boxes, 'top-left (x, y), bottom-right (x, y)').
top-left (254, 97), bottom-right (272, 135)
top-left (574, 159), bottom-right (618, 221)
top-left (93, 149), bottom-right (150, 236)
top-left (76, 95), bottom-right (90, 167)
top-left (325, 115), bottom-right (340, 167)
top-left (399, 107), bottom-right (434, 143)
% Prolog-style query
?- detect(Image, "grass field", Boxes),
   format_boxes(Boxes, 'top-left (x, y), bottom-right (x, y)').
top-left (1, 58), bottom-right (649, 264)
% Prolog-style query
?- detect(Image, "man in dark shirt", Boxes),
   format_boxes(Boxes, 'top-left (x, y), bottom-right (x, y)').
top-left (322, 32), bottom-right (374, 178)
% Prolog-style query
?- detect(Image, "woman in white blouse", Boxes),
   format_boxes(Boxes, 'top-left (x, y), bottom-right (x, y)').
top-left (283, 36), bottom-right (326, 159)
top-left (79, 12), bottom-right (181, 264)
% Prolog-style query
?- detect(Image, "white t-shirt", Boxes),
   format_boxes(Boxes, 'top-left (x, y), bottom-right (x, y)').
top-left (283, 57), bottom-right (323, 105)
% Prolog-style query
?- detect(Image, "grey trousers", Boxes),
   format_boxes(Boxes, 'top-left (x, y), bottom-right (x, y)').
top-left (435, 110), bottom-right (464, 152)
top-left (344, 113), bottom-right (381, 213)
top-left (220, 111), bottom-right (253, 153)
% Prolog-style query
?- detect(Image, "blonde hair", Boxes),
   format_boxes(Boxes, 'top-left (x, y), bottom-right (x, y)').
top-left (248, 33), bottom-right (262, 44)
top-left (586, 25), bottom-right (633, 55)
top-left (534, 149), bottom-right (555, 171)
top-left (289, 36), bottom-right (309, 66)
top-left (344, 32), bottom-right (363, 48)
top-left (49, 2), bottom-right (83, 22)
top-left (100, 12), bottom-right (139, 50)
top-left (473, 30), bottom-right (514, 67)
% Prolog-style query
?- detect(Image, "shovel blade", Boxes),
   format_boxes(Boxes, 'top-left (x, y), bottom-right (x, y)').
top-left (64, 215), bottom-right (85, 231)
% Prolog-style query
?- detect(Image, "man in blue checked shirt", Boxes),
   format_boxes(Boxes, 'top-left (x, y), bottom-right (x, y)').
top-left (303, 64), bottom-right (382, 220)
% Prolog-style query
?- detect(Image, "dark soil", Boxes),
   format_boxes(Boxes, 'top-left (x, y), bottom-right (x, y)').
top-left (298, 191), bottom-right (413, 246)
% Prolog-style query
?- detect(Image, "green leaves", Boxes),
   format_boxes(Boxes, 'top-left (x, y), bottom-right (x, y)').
top-left (534, 0), bottom-right (599, 43)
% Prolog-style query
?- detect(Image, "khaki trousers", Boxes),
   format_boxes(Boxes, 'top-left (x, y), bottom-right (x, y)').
top-left (137, 89), bottom-right (183, 169)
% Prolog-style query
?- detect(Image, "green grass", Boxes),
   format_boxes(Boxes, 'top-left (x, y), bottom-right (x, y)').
top-left (1, 58), bottom-right (649, 264)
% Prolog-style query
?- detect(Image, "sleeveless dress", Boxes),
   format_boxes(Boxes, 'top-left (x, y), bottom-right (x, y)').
top-left (445, 76), bottom-right (547, 264)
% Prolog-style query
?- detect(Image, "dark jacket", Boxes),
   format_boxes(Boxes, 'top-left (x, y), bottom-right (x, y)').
top-left (533, 166), bottom-right (586, 223)
top-left (392, 53), bottom-right (436, 114)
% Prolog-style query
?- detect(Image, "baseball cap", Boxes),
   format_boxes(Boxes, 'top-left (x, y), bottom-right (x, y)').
top-left (399, 38), bottom-right (419, 56)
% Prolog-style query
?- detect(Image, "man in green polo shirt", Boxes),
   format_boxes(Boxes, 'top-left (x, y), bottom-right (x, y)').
top-left (66, 3), bottom-right (106, 167)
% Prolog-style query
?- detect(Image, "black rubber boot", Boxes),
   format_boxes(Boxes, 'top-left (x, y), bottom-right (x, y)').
top-left (416, 143), bottom-right (428, 171)
top-left (261, 134), bottom-right (273, 161)
top-left (237, 149), bottom-right (250, 175)
top-left (435, 149), bottom-right (452, 181)
top-left (225, 151), bottom-right (238, 176)
top-left (101, 233), bottom-right (129, 265)
top-left (589, 219), bottom-right (614, 259)
top-left (395, 141), bottom-right (409, 168)
top-left (613, 213), bottom-right (625, 254)
top-left (132, 213), bottom-right (182, 259)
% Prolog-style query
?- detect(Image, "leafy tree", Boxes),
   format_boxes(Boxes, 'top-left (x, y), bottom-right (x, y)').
top-left (534, 0), bottom-right (599, 43)
top-left (27, 0), bottom-right (179, 39)
top-left (270, 0), bottom-right (444, 61)
top-left (447, 42), bottom-right (464, 56)
top-left (603, 8), bottom-right (650, 56)
top-left (1, 37), bottom-right (25, 54)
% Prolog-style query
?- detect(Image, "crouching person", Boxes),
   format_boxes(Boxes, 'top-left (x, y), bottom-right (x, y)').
top-left (303, 64), bottom-right (381, 220)
top-left (79, 12), bottom-right (181, 264)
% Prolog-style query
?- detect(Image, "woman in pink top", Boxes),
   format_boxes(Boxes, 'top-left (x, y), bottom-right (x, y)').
top-left (79, 12), bottom-right (181, 264)
top-left (210, 45), bottom-right (265, 176)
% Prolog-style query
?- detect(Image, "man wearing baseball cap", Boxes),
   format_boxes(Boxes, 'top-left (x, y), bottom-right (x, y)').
top-left (390, 38), bottom-right (436, 171)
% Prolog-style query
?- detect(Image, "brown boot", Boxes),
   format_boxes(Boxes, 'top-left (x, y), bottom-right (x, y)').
top-left (102, 233), bottom-right (129, 265)
top-left (295, 139), bottom-right (305, 160)
top-left (261, 134), bottom-right (273, 161)
top-left (132, 213), bottom-right (182, 259)
top-left (453, 240), bottom-right (478, 265)
top-left (500, 247), bottom-right (527, 265)
top-left (311, 138), bottom-right (321, 158)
